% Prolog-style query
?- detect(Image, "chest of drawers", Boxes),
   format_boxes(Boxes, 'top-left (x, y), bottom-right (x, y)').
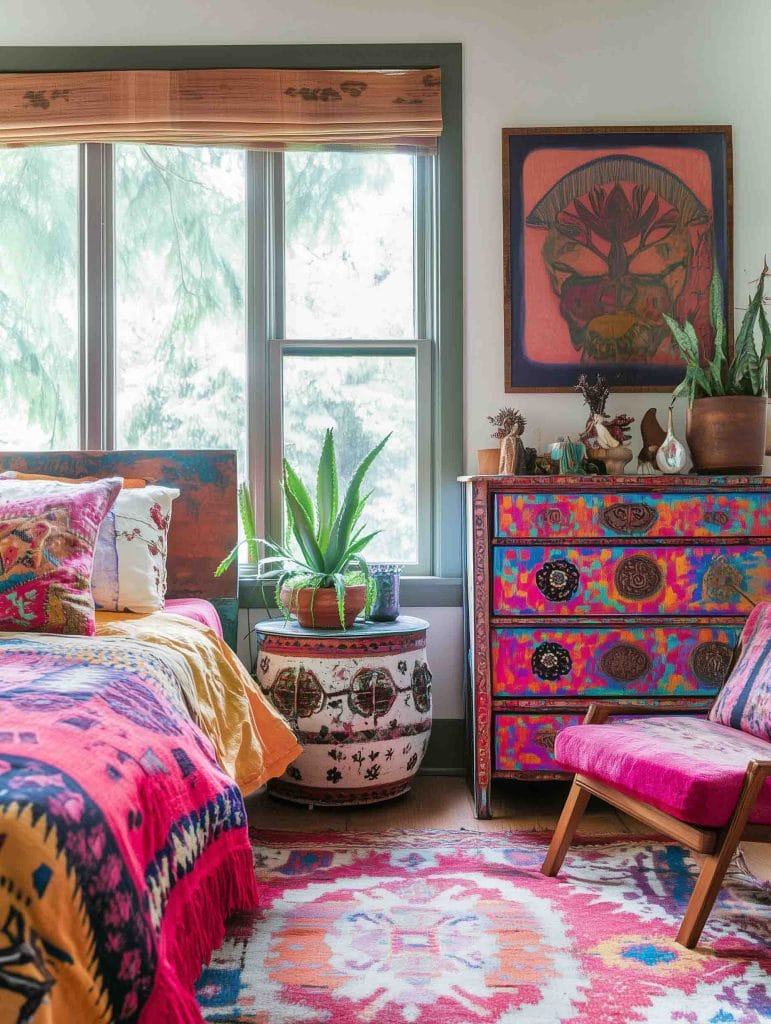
top-left (460, 475), bottom-right (770, 818)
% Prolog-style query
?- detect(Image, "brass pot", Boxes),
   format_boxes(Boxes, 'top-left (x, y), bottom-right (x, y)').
top-left (477, 447), bottom-right (500, 474)
top-left (280, 584), bottom-right (367, 629)
top-left (686, 395), bottom-right (767, 474)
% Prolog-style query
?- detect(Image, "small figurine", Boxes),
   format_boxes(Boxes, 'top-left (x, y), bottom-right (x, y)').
top-left (488, 408), bottom-right (528, 474)
top-left (549, 436), bottom-right (587, 474)
top-left (637, 407), bottom-right (667, 475)
top-left (575, 373), bottom-right (634, 475)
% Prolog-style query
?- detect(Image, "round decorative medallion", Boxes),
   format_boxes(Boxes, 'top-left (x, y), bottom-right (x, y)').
top-left (601, 503), bottom-right (658, 535)
top-left (534, 727), bottom-right (557, 753)
top-left (535, 560), bottom-right (580, 602)
top-left (614, 554), bottom-right (663, 600)
top-left (598, 643), bottom-right (651, 682)
top-left (411, 662), bottom-right (432, 714)
top-left (531, 642), bottom-right (572, 681)
top-left (272, 667), bottom-right (325, 719)
top-left (703, 555), bottom-right (743, 603)
top-left (691, 641), bottom-right (734, 685)
top-left (348, 668), bottom-right (397, 722)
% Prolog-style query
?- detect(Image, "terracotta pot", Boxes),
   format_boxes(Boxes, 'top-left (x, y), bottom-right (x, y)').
top-left (686, 395), bottom-right (767, 474)
top-left (477, 447), bottom-right (500, 474)
top-left (280, 584), bottom-right (367, 629)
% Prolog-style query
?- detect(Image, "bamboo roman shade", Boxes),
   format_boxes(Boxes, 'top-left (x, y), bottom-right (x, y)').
top-left (0, 67), bottom-right (442, 150)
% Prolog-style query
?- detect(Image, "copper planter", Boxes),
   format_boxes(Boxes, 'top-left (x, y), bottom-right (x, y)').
top-left (686, 396), bottom-right (767, 474)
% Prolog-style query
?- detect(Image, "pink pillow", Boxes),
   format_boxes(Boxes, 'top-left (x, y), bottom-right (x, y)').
top-left (0, 477), bottom-right (121, 635)
top-left (709, 602), bottom-right (771, 741)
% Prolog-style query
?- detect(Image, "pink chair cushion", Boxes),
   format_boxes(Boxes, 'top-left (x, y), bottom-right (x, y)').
top-left (554, 715), bottom-right (771, 828)
top-left (709, 602), bottom-right (771, 741)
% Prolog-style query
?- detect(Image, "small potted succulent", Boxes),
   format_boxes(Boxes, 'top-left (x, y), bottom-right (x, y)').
top-left (664, 261), bottom-right (770, 474)
top-left (216, 429), bottom-right (389, 629)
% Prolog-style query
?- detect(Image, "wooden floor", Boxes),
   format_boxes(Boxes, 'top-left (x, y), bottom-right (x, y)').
top-left (246, 775), bottom-right (656, 835)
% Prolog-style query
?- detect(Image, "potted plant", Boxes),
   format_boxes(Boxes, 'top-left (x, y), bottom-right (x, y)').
top-left (216, 429), bottom-right (389, 629)
top-left (663, 261), bottom-right (770, 474)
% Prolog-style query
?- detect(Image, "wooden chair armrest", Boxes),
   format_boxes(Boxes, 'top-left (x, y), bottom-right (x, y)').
top-left (583, 702), bottom-right (678, 725)
top-left (722, 759), bottom-right (771, 844)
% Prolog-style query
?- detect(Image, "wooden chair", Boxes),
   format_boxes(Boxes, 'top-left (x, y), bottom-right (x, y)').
top-left (542, 602), bottom-right (771, 949)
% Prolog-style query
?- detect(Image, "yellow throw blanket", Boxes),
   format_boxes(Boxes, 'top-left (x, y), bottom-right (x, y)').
top-left (96, 611), bottom-right (300, 794)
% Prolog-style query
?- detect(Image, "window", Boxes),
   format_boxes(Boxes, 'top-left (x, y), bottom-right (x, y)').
top-left (274, 149), bottom-right (433, 572)
top-left (0, 45), bottom-right (462, 589)
top-left (0, 146), bottom-right (79, 449)
top-left (114, 145), bottom-right (247, 471)
top-left (0, 143), bottom-right (435, 572)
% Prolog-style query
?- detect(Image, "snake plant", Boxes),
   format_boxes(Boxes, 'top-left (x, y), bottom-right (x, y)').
top-left (664, 260), bottom-right (771, 405)
top-left (215, 429), bottom-right (389, 626)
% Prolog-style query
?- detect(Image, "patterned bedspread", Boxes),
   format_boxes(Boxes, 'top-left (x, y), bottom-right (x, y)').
top-left (0, 632), bottom-right (260, 1024)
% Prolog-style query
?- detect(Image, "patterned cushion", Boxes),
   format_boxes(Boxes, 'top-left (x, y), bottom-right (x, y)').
top-left (0, 478), bottom-right (121, 635)
top-left (554, 715), bottom-right (771, 827)
top-left (708, 602), bottom-right (771, 740)
top-left (0, 476), bottom-right (179, 614)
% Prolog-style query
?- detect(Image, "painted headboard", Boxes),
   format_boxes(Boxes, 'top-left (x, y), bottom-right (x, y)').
top-left (0, 450), bottom-right (239, 647)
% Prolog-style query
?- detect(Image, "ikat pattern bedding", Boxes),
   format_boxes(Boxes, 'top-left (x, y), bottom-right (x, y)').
top-left (0, 614), bottom-right (300, 1023)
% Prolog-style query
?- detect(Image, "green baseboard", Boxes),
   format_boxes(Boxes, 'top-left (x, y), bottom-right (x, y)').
top-left (420, 718), bottom-right (466, 775)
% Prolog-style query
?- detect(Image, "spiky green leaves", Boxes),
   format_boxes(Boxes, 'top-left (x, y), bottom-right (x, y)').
top-left (665, 259), bottom-right (769, 405)
top-left (216, 430), bottom-right (390, 628)
top-left (316, 429), bottom-right (338, 551)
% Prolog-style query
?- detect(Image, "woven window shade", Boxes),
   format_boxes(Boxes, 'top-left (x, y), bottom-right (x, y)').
top-left (0, 67), bottom-right (442, 151)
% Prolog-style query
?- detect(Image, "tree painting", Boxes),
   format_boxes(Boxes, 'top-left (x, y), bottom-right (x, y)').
top-left (503, 128), bottom-right (732, 391)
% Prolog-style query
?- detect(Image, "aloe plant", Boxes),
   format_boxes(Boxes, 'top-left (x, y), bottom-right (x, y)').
top-left (215, 429), bottom-right (390, 627)
top-left (664, 260), bottom-right (771, 405)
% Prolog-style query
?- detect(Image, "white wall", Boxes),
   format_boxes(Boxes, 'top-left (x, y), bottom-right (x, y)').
top-left (8, 0), bottom-right (770, 721)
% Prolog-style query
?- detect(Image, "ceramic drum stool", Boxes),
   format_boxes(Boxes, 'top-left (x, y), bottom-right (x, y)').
top-left (253, 617), bottom-right (432, 806)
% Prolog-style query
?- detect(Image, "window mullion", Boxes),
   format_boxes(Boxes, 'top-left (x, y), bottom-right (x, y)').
top-left (79, 142), bottom-right (114, 450)
top-left (267, 153), bottom-right (285, 545)
top-left (246, 150), bottom-right (270, 538)
top-left (413, 152), bottom-right (434, 341)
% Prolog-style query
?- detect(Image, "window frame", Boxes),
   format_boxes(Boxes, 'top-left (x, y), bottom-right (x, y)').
top-left (0, 43), bottom-right (463, 604)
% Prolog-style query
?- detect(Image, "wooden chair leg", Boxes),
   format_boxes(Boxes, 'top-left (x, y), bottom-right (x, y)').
top-left (676, 759), bottom-right (771, 949)
top-left (542, 780), bottom-right (591, 877)
top-left (676, 847), bottom-right (736, 948)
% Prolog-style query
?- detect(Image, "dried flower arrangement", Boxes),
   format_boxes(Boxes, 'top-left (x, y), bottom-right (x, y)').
top-left (575, 373), bottom-right (634, 474)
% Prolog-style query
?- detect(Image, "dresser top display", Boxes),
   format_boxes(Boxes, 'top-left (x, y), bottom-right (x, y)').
top-left (458, 474), bottom-right (770, 491)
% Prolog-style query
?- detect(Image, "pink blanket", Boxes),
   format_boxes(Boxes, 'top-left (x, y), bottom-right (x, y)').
top-left (0, 632), bottom-right (258, 1023)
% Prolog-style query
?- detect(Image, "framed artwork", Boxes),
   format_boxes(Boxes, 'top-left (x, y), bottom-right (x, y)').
top-left (503, 125), bottom-right (733, 392)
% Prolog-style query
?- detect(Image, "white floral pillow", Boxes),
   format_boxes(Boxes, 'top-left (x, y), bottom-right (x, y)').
top-left (0, 476), bottom-right (179, 613)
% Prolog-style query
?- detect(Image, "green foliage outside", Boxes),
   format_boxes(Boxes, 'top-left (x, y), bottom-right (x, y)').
top-left (0, 143), bottom-right (418, 561)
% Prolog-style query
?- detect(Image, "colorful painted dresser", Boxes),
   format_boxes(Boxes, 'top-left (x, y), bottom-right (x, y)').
top-left (460, 475), bottom-right (770, 818)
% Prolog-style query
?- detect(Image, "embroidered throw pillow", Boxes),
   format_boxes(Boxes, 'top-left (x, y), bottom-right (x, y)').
top-left (709, 602), bottom-right (771, 740)
top-left (0, 478), bottom-right (121, 635)
top-left (0, 476), bottom-right (180, 614)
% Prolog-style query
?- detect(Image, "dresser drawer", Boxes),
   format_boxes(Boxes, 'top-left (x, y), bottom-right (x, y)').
top-left (492, 544), bottom-right (770, 616)
top-left (494, 491), bottom-right (768, 541)
top-left (491, 624), bottom-right (739, 698)
top-left (495, 712), bottom-right (574, 771)
top-left (493, 709), bottom-right (709, 772)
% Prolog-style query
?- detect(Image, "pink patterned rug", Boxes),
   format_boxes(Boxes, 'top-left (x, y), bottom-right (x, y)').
top-left (196, 828), bottom-right (771, 1023)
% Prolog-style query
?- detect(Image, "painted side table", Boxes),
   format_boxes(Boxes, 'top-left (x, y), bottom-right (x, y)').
top-left (253, 616), bottom-right (432, 806)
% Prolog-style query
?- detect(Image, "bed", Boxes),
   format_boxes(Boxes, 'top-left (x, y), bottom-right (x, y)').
top-left (0, 451), bottom-right (300, 1024)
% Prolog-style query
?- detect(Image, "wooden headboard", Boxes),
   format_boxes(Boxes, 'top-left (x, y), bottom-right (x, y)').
top-left (0, 450), bottom-right (239, 645)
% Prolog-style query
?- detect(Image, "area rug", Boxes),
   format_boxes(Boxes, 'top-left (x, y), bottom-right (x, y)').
top-left (196, 828), bottom-right (771, 1023)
